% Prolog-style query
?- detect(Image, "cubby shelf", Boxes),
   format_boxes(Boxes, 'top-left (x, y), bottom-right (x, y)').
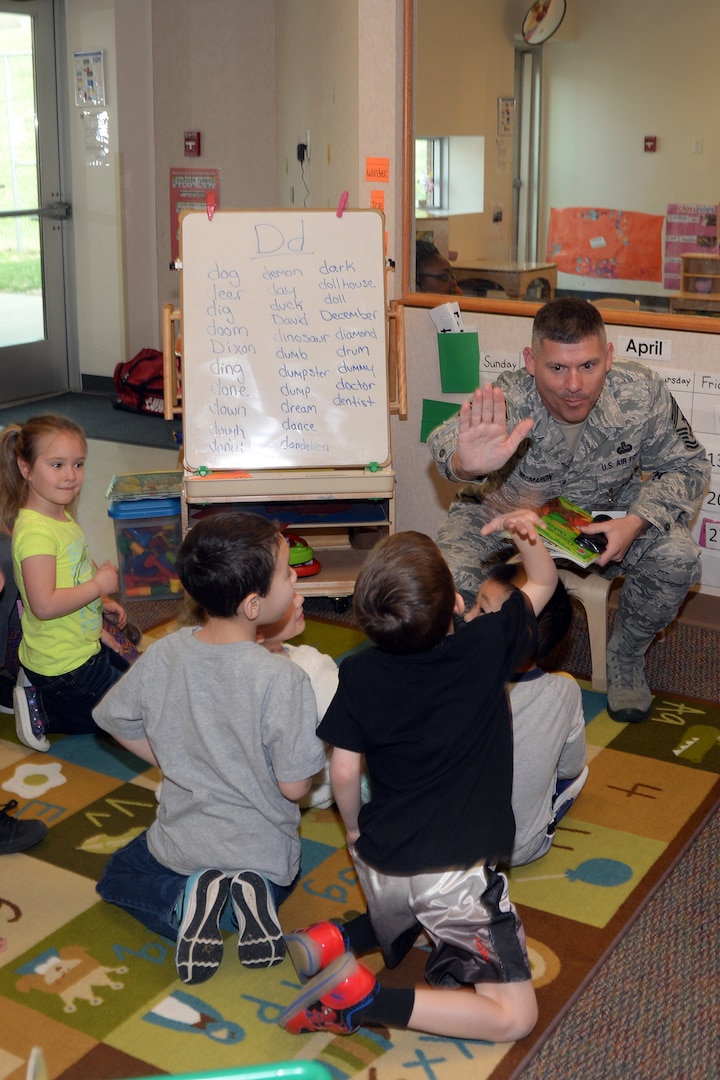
top-left (182, 469), bottom-right (395, 598)
top-left (670, 253), bottom-right (720, 314)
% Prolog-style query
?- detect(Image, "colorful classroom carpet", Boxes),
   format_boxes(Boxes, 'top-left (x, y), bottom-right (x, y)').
top-left (0, 617), bottom-right (718, 1080)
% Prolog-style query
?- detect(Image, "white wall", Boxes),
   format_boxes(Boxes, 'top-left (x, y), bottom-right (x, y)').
top-left (275, 0), bottom-right (404, 292)
top-left (64, 0), bottom-right (160, 377)
top-left (150, 0), bottom-right (278, 313)
top-left (358, 0), bottom-right (404, 299)
top-left (65, 0), bottom-right (127, 378)
top-left (115, 0), bottom-right (158, 358)
top-left (63, 0), bottom-right (404, 380)
top-left (275, 0), bottom-right (359, 212)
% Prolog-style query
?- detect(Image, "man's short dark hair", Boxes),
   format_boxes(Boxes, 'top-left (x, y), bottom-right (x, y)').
top-left (532, 297), bottom-right (607, 351)
top-left (353, 531), bottom-right (456, 654)
top-left (177, 512), bottom-right (281, 618)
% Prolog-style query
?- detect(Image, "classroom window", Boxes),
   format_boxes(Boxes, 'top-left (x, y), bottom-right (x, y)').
top-left (415, 137), bottom-right (448, 210)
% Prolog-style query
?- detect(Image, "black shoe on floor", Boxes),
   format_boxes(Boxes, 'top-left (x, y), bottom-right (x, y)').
top-left (0, 669), bottom-right (14, 714)
top-left (0, 800), bottom-right (48, 854)
top-left (231, 870), bottom-right (285, 968)
top-left (175, 869), bottom-right (229, 984)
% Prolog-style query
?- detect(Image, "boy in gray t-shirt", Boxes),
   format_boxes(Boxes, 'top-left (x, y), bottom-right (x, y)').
top-left (94, 513), bottom-right (326, 985)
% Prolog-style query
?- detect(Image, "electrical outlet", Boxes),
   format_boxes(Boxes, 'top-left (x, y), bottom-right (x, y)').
top-left (693, 138), bottom-right (704, 154)
top-left (305, 129), bottom-right (311, 162)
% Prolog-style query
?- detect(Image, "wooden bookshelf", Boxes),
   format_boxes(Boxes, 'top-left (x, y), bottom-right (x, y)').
top-left (670, 253), bottom-right (720, 315)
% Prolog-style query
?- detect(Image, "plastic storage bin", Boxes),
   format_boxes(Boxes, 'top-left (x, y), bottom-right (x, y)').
top-left (108, 496), bottom-right (182, 600)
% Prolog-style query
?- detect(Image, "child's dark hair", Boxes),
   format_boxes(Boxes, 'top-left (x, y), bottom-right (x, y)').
top-left (485, 563), bottom-right (572, 664)
top-left (176, 512), bottom-right (283, 618)
top-left (0, 415), bottom-right (87, 532)
top-left (535, 580), bottom-right (573, 663)
top-left (416, 239), bottom-right (442, 287)
top-left (353, 531), bottom-right (456, 654)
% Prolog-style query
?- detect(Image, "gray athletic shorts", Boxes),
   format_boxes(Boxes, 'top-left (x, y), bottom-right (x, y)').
top-left (351, 849), bottom-right (532, 988)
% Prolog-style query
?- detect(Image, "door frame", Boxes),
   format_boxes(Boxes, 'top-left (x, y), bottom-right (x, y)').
top-left (512, 44), bottom-right (542, 265)
top-left (0, 0), bottom-right (78, 402)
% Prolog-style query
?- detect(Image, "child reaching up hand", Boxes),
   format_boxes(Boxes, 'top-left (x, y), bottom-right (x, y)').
top-left (0, 415), bottom-right (130, 752)
top-left (279, 509), bottom-right (555, 1043)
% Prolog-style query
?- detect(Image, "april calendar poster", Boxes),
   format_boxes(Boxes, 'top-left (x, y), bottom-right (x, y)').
top-left (546, 207), bottom-right (664, 281)
top-left (663, 203), bottom-right (718, 290)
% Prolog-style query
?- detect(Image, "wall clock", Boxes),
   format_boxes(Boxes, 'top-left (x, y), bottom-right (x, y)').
top-left (522, 0), bottom-right (566, 45)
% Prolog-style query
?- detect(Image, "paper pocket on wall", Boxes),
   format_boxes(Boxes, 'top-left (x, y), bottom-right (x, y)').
top-left (437, 331), bottom-right (480, 393)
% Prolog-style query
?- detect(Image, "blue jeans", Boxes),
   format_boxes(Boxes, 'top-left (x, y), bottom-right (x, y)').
top-left (96, 830), bottom-right (300, 941)
top-left (25, 643), bottom-right (128, 735)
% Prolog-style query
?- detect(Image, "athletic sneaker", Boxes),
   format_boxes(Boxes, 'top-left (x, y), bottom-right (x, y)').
top-left (550, 764), bottom-right (590, 830)
top-left (0, 799), bottom-right (48, 855)
top-left (286, 920), bottom-right (350, 982)
top-left (230, 870), bottom-right (285, 968)
top-left (175, 869), bottom-right (229, 984)
top-left (278, 953), bottom-right (379, 1035)
top-left (13, 671), bottom-right (50, 752)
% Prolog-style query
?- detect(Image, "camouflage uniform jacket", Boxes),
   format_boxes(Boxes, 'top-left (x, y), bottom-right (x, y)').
top-left (428, 360), bottom-right (710, 531)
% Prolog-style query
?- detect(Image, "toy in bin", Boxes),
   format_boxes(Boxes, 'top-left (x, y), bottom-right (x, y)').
top-left (108, 497), bottom-right (182, 600)
top-left (285, 533), bottom-right (321, 577)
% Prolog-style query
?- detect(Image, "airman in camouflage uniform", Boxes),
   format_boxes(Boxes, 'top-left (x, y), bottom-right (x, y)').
top-left (428, 298), bottom-right (710, 723)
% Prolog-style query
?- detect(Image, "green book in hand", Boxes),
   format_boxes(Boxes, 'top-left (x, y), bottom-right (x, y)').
top-left (535, 496), bottom-right (602, 567)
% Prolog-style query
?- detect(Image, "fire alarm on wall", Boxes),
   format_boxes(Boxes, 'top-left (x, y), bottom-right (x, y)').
top-left (184, 131), bottom-right (201, 157)
top-left (644, 135), bottom-right (657, 153)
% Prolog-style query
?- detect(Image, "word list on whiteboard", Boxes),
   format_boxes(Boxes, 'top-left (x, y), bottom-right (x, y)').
top-left (179, 208), bottom-right (389, 471)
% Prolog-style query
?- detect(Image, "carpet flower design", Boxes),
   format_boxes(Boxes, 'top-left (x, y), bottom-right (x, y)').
top-left (2, 760), bottom-right (66, 799)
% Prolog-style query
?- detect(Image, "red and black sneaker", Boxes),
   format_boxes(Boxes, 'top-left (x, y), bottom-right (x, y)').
top-left (278, 953), bottom-right (379, 1035)
top-left (285, 920), bottom-right (350, 982)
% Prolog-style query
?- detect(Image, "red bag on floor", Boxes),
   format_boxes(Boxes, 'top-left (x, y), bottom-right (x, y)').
top-left (113, 348), bottom-right (165, 417)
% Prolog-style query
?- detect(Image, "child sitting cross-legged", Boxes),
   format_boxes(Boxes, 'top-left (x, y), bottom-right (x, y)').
top-left (94, 512), bottom-right (326, 985)
top-left (466, 563), bottom-right (588, 866)
top-left (256, 590), bottom-right (338, 810)
top-left (278, 509), bottom-right (556, 1043)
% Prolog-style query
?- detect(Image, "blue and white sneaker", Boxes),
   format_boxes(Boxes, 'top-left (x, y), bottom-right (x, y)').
top-left (230, 870), bottom-right (285, 968)
top-left (175, 869), bottom-right (229, 984)
top-left (13, 670), bottom-right (50, 752)
top-left (550, 765), bottom-right (589, 829)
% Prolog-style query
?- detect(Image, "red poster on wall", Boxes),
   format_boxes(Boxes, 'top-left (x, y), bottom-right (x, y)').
top-left (546, 207), bottom-right (664, 281)
top-left (169, 168), bottom-right (220, 264)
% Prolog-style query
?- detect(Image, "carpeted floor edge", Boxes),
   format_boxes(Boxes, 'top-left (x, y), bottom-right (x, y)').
top-left (516, 804), bottom-right (718, 1079)
top-left (510, 789), bottom-right (720, 1079)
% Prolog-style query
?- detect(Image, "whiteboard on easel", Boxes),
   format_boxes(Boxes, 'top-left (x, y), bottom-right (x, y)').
top-left (179, 208), bottom-right (389, 471)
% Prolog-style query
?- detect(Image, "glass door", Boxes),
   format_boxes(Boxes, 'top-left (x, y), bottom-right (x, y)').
top-left (512, 45), bottom-right (542, 264)
top-left (0, 0), bottom-right (71, 403)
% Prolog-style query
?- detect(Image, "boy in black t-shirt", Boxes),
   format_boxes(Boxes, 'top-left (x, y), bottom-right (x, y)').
top-left (278, 509), bottom-right (557, 1043)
